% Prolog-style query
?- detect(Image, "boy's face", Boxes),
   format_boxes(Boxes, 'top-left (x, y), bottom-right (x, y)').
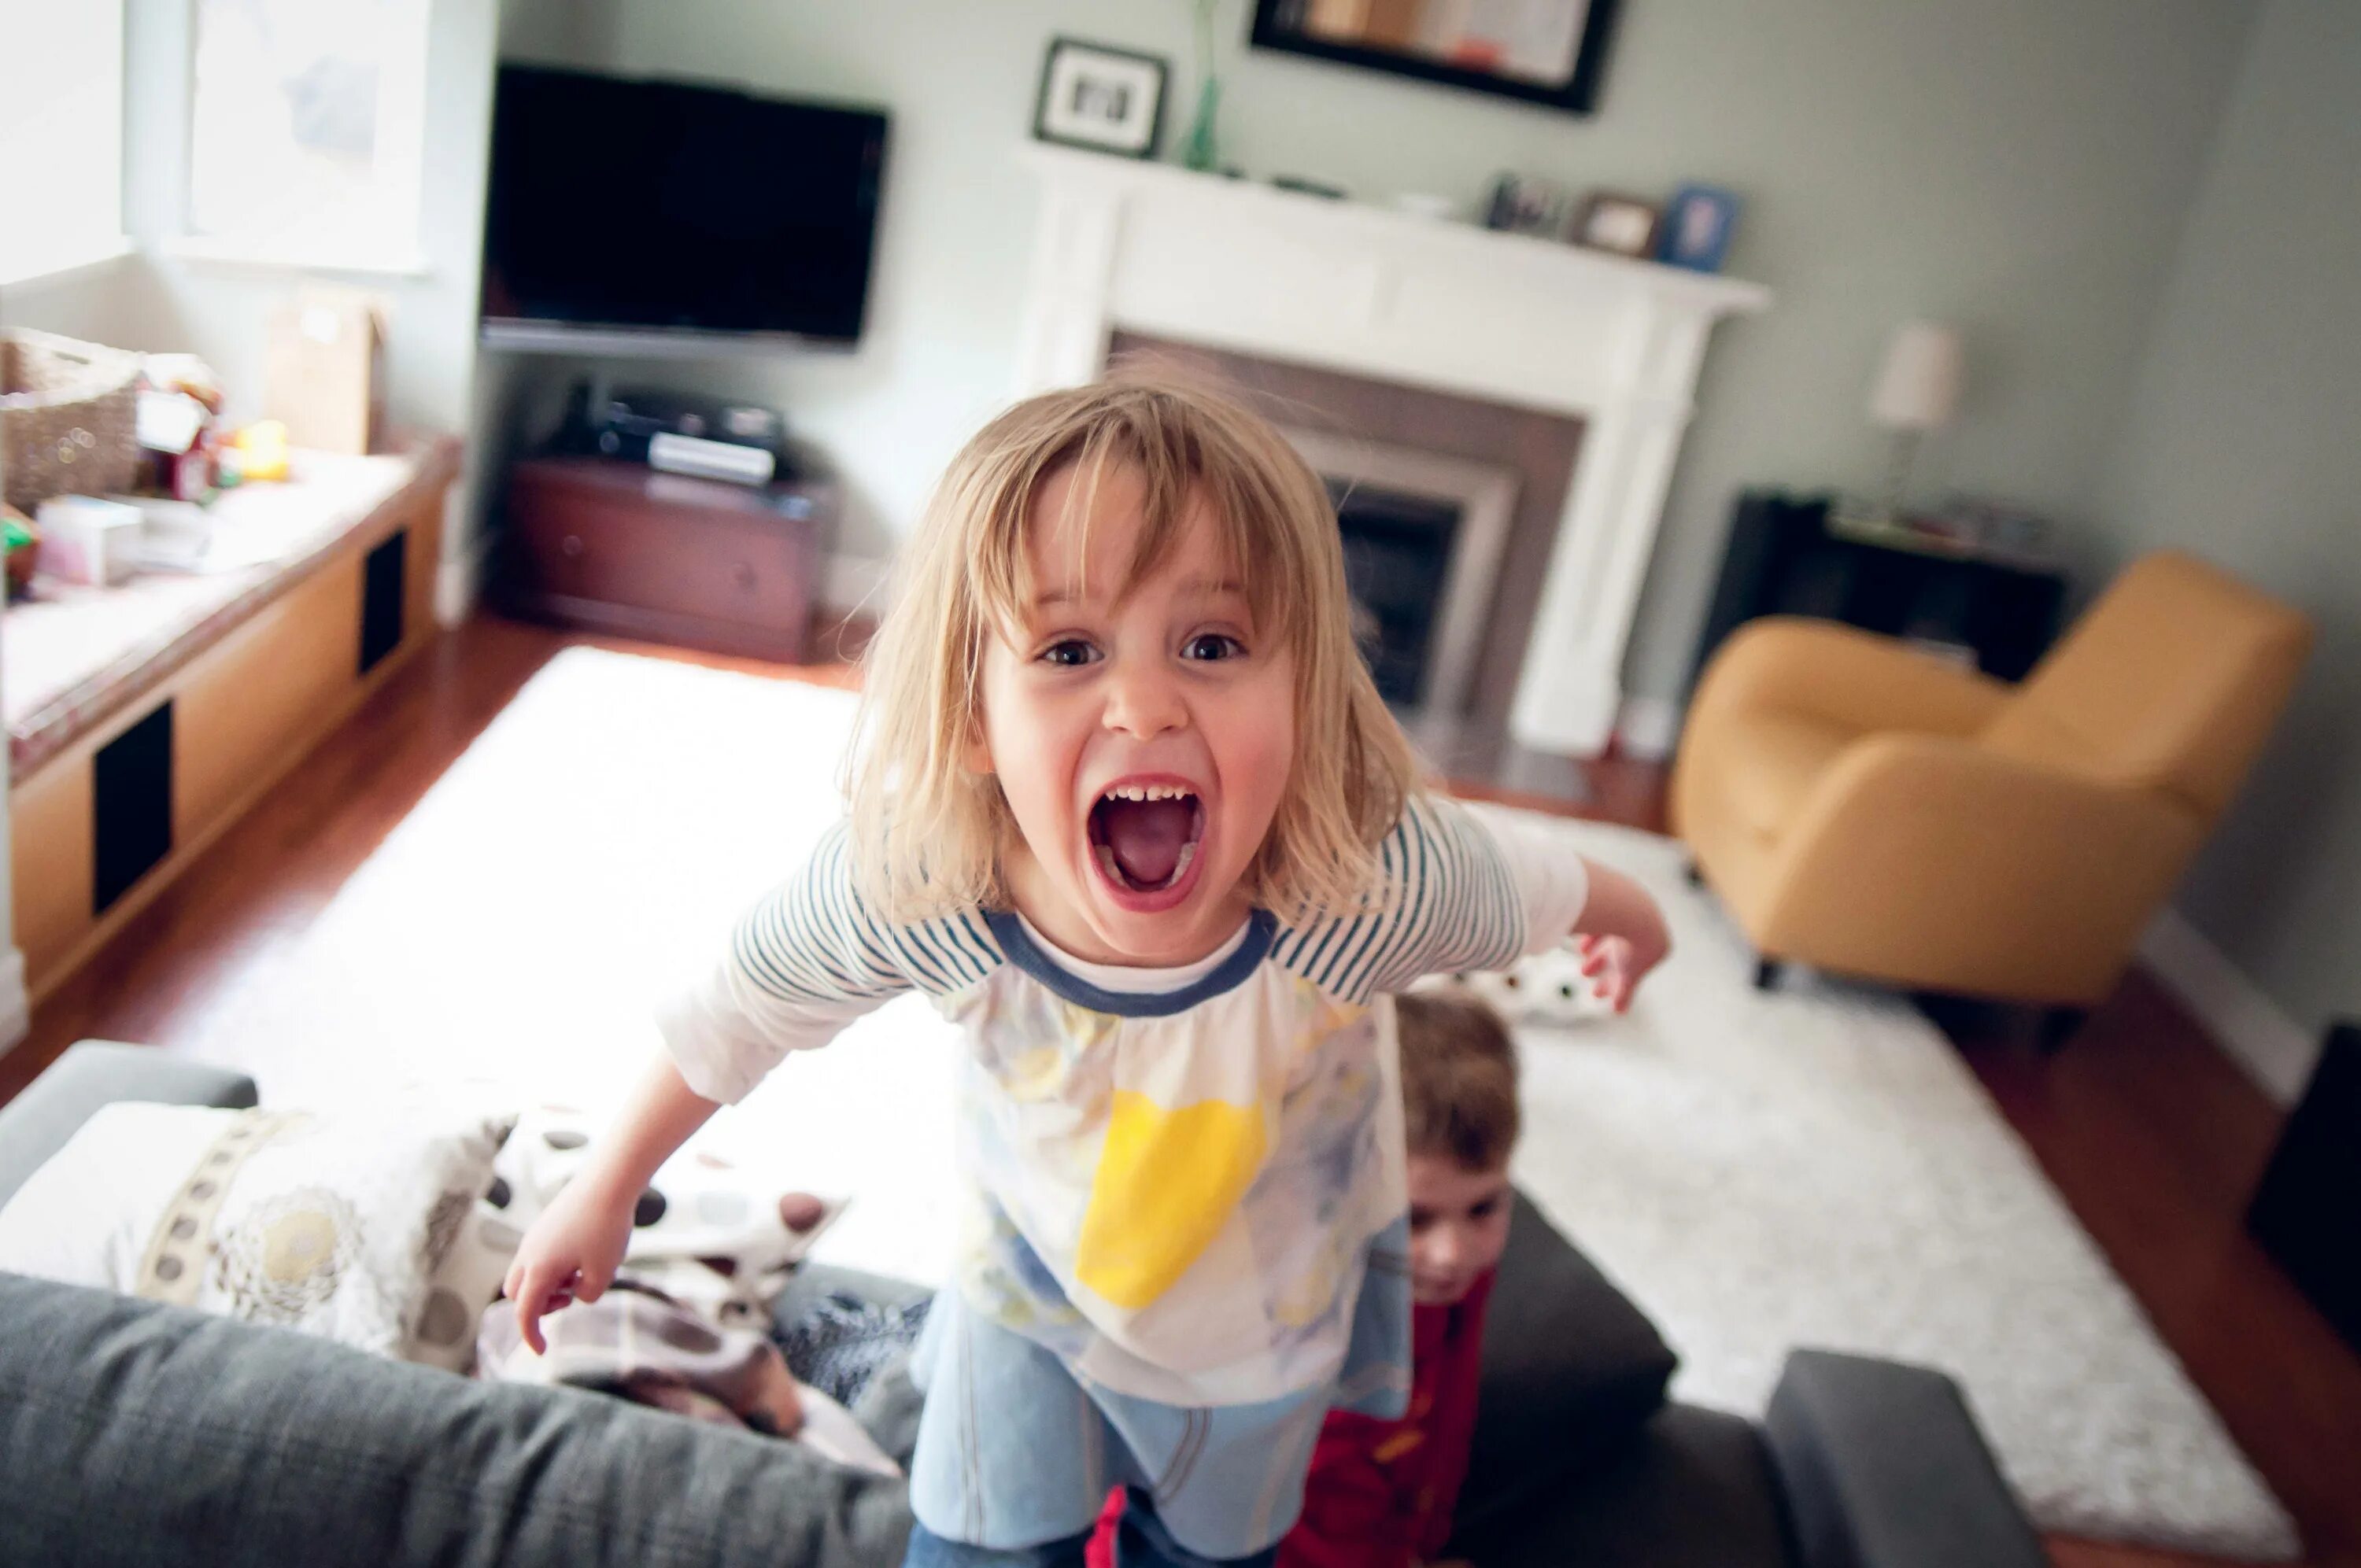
top-left (1406, 1153), bottom-right (1513, 1306)
top-left (977, 462), bottom-right (1297, 968)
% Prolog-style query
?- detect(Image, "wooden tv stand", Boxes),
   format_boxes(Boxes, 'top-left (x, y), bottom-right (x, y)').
top-left (499, 456), bottom-right (836, 662)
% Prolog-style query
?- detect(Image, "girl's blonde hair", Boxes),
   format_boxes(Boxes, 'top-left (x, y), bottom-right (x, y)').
top-left (847, 375), bottom-right (1421, 924)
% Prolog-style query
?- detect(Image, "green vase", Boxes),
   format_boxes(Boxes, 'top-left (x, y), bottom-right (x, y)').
top-left (1183, 75), bottom-right (1220, 172)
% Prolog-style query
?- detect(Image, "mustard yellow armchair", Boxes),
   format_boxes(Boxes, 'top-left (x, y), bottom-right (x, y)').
top-left (1671, 552), bottom-right (2311, 1010)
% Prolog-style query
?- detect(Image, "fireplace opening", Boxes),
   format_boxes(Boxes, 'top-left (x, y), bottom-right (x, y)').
top-left (1332, 481), bottom-right (1461, 706)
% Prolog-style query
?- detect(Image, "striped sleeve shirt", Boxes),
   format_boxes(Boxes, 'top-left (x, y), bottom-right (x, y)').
top-left (655, 791), bottom-right (1592, 1407)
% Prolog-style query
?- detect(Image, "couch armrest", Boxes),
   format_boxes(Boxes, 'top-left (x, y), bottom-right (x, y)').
top-left (1687, 619), bottom-right (2013, 742)
top-left (0, 1042), bottom-right (258, 1210)
top-left (1764, 1349), bottom-right (2045, 1568)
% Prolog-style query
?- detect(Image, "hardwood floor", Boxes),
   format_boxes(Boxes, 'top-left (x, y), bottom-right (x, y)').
top-left (5, 612), bottom-right (2355, 1566)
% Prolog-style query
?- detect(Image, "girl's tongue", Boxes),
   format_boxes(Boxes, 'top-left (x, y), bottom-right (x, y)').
top-left (1093, 796), bottom-right (1198, 887)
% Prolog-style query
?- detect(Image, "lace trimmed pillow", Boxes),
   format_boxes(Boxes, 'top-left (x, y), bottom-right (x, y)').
top-left (0, 1095), bottom-right (514, 1366)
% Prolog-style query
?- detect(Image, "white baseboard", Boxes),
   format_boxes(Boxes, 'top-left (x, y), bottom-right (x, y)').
top-left (822, 552), bottom-right (892, 620)
top-left (1614, 695), bottom-right (1685, 762)
top-left (436, 524), bottom-right (496, 628)
top-left (0, 946), bottom-right (28, 1061)
top-left (2137, 908), bottom-right (2319, 1105)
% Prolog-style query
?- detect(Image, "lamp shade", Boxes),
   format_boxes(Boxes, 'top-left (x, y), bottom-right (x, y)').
top-left (1868, 322), bottom-right (1964, 431)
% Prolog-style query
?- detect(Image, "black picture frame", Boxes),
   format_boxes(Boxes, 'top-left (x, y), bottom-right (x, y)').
top-left (1250, 0), bottom-right (1622, 116)
top-left (1032, 37), bottom-right (1170, 160)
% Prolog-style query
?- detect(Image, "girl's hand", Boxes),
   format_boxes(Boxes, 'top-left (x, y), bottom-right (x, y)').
top-left (1576, 932), bottom-right (1664, 1012)
top-left (503, 1171), bottom-right (637, 1356)
top-left (1571, 862), bottom-right (1672, 1013)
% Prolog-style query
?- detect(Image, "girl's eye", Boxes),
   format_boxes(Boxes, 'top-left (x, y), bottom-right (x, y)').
top-left (1039, 640), bottom-right (1099, 668)
top-left (1180, 633), bottom-right (1243, 662)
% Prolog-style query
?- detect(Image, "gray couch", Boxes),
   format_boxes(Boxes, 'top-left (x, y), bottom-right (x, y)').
top-left (0, 1042), bottom-right (2046, 1568)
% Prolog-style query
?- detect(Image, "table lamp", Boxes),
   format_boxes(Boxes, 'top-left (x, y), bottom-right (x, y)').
top-left (1868, 321), bottom-right (1963, 522)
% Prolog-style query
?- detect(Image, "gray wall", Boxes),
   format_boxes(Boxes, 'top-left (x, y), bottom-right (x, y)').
top-left (2091, 0), bottom-right (2361, 1089)
top-left (530, 0), bottom-right (2253, 706)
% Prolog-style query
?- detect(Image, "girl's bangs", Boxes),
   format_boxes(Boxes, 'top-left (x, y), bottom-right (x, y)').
top-left (960, 419), bottom-right (1303, 648)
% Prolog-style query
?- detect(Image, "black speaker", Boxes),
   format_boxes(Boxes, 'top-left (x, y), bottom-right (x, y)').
top-left (93, 700), bottom-right (174, 915)
top-left (2247, 1023), bottom-right (2361, 1352)
top-left (360, 527), bottom-right (407, 675)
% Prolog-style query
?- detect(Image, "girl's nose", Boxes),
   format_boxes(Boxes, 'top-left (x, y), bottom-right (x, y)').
top-left (1103, 659), bottom-right (1187, 739)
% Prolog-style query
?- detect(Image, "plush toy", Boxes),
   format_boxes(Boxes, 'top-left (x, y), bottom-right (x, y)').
top-left (1431, 943), bottom-right (1613, 1028)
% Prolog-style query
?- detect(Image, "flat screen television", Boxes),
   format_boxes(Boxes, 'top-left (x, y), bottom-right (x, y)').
top-left (480, 65), bottom-right (888, 354)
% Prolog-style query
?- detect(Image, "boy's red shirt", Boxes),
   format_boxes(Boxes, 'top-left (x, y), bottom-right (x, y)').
top-left (1084, 1268), bottom-right (1496, 1568)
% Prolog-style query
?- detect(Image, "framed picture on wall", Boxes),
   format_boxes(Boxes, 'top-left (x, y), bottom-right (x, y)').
top-left (1033, 38), bottom-right (1169, 159)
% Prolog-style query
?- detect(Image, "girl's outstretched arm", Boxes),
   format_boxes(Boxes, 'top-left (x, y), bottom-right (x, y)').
top-left (502, 1052), bottom-right (719, 1354)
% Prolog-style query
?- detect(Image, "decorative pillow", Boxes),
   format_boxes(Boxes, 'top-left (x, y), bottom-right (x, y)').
top-left (491, 1105), bottom-right (843, 1326)
top-left (410, 1194), bottom-right (524, 1371)
top-left (0, 1096), bottom-right (513, 1363)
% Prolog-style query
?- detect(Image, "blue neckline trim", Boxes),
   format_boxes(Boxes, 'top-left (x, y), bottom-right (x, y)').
top-left (980, 909), bottom-right (1277, 1017)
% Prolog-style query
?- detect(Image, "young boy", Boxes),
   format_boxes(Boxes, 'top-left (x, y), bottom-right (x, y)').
top-left (1090, 988), bottom-right (1522, 1568)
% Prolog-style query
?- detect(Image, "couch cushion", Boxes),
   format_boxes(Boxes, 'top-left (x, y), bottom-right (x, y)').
top-left (0, 1271), bottom-right (911, 1568)
top-left (1453, 1190), bottom-right (1681, 1537)
top-left (1713, 713), bottom-right (1857, 839)
top-left (1448, 1404), bottom-right (1797, 1568)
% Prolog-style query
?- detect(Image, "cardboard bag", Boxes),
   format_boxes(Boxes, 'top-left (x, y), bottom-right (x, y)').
top-left (264, 286), bottom-right (386, 455)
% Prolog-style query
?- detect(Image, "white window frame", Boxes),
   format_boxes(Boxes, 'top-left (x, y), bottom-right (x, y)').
top-left (0, 0), bottom-right (131, 288)
top-left (167, 0), bottom-right (434, 278)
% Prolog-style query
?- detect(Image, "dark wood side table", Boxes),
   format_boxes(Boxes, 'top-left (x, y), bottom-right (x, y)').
top-left (1690, 491), bottom-right (2068, 689)
top-left (500, 456), bottom-right (833, 662)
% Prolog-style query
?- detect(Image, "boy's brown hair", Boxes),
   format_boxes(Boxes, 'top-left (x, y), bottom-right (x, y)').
top-left (1395, 990), bottom-right (1520, 1173)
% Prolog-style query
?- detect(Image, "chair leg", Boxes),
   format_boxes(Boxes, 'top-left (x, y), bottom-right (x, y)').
top-left (1753, 957), bottom-right (1785, 992)
top-left (2037, 1006), bottom-right (2088, 1053)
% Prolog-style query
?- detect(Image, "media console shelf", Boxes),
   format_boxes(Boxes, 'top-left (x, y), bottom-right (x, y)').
top-left (7, 436), bottom-right (459, 1005)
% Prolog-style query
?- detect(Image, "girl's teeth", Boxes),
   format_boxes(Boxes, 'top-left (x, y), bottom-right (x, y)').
top-left (1170, 843), bottom-right (1196, 878)
top-left (1102, 784), bottom-right (1192, 802)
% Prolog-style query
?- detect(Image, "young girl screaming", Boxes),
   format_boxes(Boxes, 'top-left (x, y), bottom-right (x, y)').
top-left (505, 378), bottom-right (1670, 1567)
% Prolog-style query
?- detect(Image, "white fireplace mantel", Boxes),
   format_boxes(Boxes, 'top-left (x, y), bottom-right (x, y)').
top-left (1013, 142), bottom-right (1770, 756)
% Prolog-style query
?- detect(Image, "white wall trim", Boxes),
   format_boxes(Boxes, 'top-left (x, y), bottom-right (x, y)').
top-left (822, 552), bottom-right (892, 620)
top-left (0, 948), bottom-right (28, 1061)
top-left (435, 497), bottom-right (493, 628)
top-left (1614, 695), bottom-right (1686, 762)
top-left (2137, 907), bottom-right (2319, 1105)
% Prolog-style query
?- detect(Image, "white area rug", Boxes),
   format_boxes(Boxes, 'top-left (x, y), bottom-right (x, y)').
top-left (194, 647), bottom-right (2296, 1559)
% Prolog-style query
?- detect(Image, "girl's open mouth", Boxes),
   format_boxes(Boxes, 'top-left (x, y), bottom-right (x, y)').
top-left (1087, 781), bottom-right (1206, 903)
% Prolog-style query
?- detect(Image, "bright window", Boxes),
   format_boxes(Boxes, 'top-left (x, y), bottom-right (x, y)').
top-left (0, 0), bottom-right (127, 283)
top-left (185, 0), bottom-right (430, 265)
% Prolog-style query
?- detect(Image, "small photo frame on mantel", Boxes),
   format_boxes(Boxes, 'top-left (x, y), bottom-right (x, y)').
top-left (1569, 190), bottom-right (1661, 259)
top-left (1033, 38), bottom-right (1169, 160)
top-left (1657, 185), bottom-right (1742, 273)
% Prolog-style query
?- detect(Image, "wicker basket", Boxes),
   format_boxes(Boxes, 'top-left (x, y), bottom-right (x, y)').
top-left (0, 328), bottom-right (142, 511)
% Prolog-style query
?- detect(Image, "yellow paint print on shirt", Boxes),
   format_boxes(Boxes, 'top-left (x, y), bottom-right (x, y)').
top-left (1074, 1089), bottom-right (1269, 1309)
